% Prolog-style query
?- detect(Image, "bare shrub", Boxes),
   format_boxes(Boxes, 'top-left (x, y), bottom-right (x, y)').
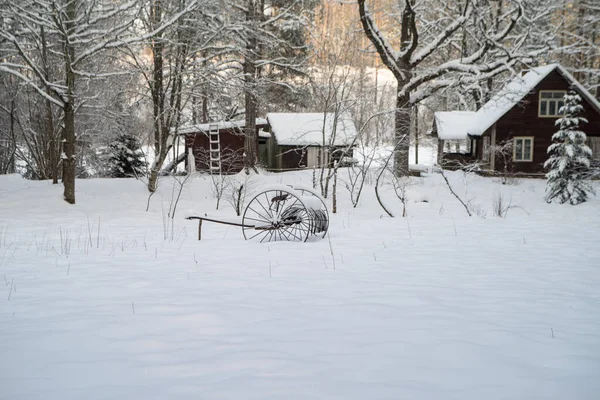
top-left (436, 165), bottom-right (472, 217)
top-left (226, 175), bottom-right (255, 216)
top-left (467, 201), bottom-right (487, 219)
top-left (492, 191), bottom-right (529, 218)
top-left (391, 175), bottom-right (411, 217)
top-left (210, 174), bottom-right (228, 210)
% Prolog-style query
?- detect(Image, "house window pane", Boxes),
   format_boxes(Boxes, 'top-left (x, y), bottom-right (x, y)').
top-left (552, 92), bottom-right (563, 98)
top-left (515, 139), bottom-right (523, 160)
top-left (541, 92), bottom-right (553, 98)
top-left (549, 102), bottom-right (556, 115)
top-left (558, 101), bottom-right (564, 114)
top-left (540, 102), bottom-right (547, 115)
top-left (524, 140), bottom-right (532, 160)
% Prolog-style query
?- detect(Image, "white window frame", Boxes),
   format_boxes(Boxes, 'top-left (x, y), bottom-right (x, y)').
top-left (513, 137), bottom-right (534, 162)
top-left (539, 90), bottom-right (566, 117)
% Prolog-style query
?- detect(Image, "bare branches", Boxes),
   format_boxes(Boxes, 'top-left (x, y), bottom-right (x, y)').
top-left (356, 0), bottom-right (404, 80)
top-left (409, 1), bottom-right (474, 67)
top-left (437, 166), bottom-right (472, 217)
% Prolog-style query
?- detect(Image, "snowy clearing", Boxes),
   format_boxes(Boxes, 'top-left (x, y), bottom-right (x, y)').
top-left (1, 171), bottom-right (599, 399)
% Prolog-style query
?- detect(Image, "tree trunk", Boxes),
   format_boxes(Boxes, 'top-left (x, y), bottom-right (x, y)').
top-left (244, 90), bottom-right (258, 171)
top-left (41, 25), bottom-right (59, 184)
top-left (62, 101), bottom-right (76, 204)
top-left (394, 92), bottom-right (411, 176)
top-left (414, 105), bottom-right (419, 165)
top-left (148, 168), bottom-right (160, 193)
top-left (202, 94), bottom-right (208, 123)
top-left (6, 97), bottom-right (17, 174)
top-left (332, 168), bottom-right (337, 214)
top-left (62, 0), bottom-right (77, 204)
top-left (148, 0), bottom-right (166, 193)
top-left (244, 0), bottom-right (258, 172)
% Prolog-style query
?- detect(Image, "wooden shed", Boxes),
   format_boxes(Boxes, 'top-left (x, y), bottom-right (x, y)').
top-left (265, 113), bottom-right (358, 170)
top-left (177, 118), bottom-right (269, 173)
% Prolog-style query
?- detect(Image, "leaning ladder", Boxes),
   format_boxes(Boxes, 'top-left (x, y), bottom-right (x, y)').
top-left (208, 123), bottom-right (221, 174)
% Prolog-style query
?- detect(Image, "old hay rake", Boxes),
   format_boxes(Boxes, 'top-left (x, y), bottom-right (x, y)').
top-left (186, 185), bottom-right (329, 242)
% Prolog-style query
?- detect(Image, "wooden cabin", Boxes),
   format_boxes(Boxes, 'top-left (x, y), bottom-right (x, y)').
top-left (265, 113), bottom-right (358, 170)
top-left (177, 118), bottom-right (269, 173)
top-left (432, 64), bottom-right (600, 174)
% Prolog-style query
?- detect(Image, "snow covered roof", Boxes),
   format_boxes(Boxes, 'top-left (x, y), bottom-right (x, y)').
top-left (468, 64), bottom-right (600, 136)
top-left (266, 113), bottom-right (358, 147)
top-left (258, 129), bottom-right (271, 139)
top-left (177, 118), bottom-right (268, 135)
top-left (433, 111), bottom-right (477, 140)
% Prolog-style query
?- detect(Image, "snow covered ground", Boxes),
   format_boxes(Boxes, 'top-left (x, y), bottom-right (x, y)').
top-left (1, 171), bottom-right (599, 399)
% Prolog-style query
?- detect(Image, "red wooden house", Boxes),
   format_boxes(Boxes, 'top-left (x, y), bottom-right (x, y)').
top-left (432, 64), bottom-right (600, 174)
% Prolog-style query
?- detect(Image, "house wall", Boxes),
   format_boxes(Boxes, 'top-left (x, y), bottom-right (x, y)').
top-left (492, 69), bottom-right (600, 174)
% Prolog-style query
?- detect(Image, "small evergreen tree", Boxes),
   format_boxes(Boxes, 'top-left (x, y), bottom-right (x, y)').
top-left (108, 133), bottom-right (147, 178)
top-left (544, 90), bottom-right (593, 205)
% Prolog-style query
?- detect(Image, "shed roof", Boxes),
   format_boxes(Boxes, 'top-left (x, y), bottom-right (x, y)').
top-left (177, 118), bottom-right (268, 135)
top-left (468, 64), bottom-right (600, 136)
top-left (266, 113), bottom-right (357, 147)
top-left (433, 111), bottom-right (477, 140)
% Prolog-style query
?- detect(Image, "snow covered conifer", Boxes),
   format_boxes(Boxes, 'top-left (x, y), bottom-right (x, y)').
top-left (108, 133), bottom-right (147, 178)
top-left (544, 90), bottom-right (593, 205)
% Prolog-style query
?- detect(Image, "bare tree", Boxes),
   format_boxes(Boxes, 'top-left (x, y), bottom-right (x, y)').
top-left (357, 0), bottom-right (554, 176)
top-left (0, 0), bottom-right (195, 203)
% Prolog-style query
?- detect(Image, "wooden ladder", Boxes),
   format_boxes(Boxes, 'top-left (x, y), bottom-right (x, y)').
top-left (208, 123), bottom-right (221, 174)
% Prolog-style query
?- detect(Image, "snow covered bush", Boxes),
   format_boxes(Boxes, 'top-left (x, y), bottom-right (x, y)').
top-left (108, 133), bottom-right (146, 178)
top-left (544, 90), bottom-right (594, 205)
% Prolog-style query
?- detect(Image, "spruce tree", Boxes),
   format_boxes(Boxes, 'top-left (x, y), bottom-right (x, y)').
top-left (108, 133), bottom-right (147, 178)
top-left (544, 90), bottom-right (593, 205)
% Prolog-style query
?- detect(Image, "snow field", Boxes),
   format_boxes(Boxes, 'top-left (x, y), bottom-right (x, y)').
top-left (1, 171), bottom-right (599, 399)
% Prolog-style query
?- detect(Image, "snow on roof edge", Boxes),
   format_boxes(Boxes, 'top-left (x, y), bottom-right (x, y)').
top-left (468, 64), bottom-right (600, 137)
top-left (267, 112), bottom-right (357, 147)
top-left (468, 64), bottom-right (557, 136)
top-left (433, 111), bottom-right (477, 140)
top-left (176, 118), bottom-right (268, 135)
top-left (553, 64), bottom-right (600, 114)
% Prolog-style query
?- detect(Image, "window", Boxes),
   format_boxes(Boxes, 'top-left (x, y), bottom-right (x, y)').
top-left (539, 91), bottom-right (566, 117)
top-left (513, 137), bottom-right (534, 162)
top-left (442, 139), bottom-right (472, 154)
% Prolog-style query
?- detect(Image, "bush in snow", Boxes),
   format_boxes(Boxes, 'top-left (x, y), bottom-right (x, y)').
top-left (108, 133), bottom-right (146, 178)
top-left (544, 90), bottom-right (594, 205)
